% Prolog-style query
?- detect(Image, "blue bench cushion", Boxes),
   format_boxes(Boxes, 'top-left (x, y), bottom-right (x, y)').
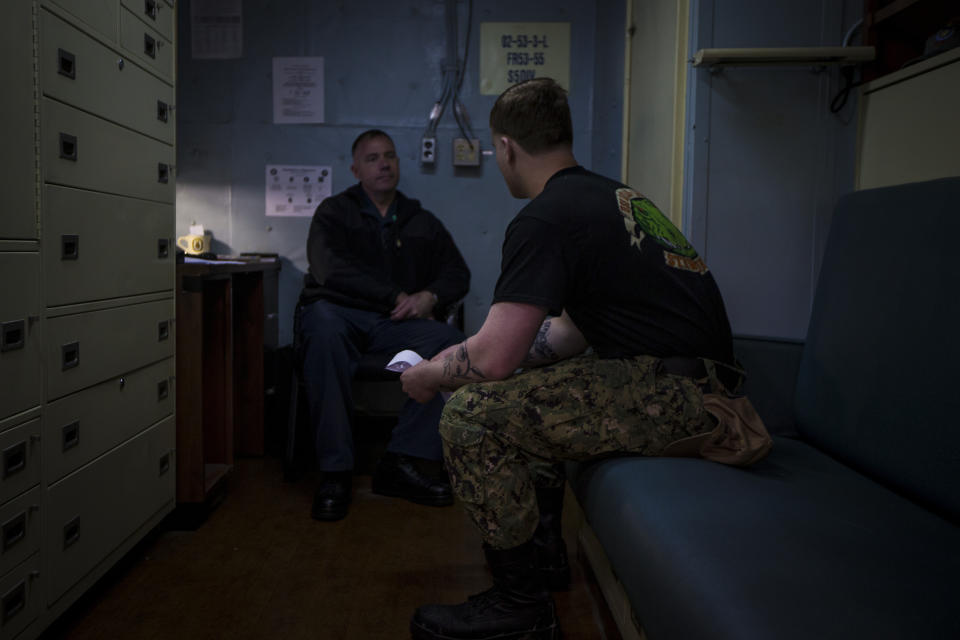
top-left (570, 436), bottom-right (960, 640)
top-left (795, 177), bottom-right (960, 522)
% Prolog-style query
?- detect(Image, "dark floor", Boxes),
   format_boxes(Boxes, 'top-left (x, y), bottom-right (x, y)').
top-left (40, 453), bottom-right (619, 639)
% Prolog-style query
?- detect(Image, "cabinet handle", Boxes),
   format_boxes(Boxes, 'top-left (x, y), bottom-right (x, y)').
top-left (157, 379), bottom-right (169, 401)
top-left (144, 33), bottom-right (156, 59)
top-left (145, 0), bottom-right (158, 20)
top-left (59, 133), bottom-right (78, 161)
top-left (61, 234), bottom-right (79, 260)
top-left (2, 442), bottom-right (26, 479)
top-left (62, 421), bottom-right (80, 451)
top-left (158, 452), bottom-right (171, 476)
top-left (2, 512), bottom-right (26, 552)
top-left (158, 162), bottom-right (169, 184)
top-left (158, 320), bottom-right (170, 341)
top-left (1, 581), bottom-right (25, 624)
top-left (57, 48), bottom-right (76, 79)
top-left (158, 237), bottom-right (170, 259)
top-left (63, 517), bottom-right (80, 549)
top-left (157, 99), bottom-right (169, 122)
top-left (61, 341), bottom-right (80, 370)
top-left (0, 320), bottom-right (25, 352)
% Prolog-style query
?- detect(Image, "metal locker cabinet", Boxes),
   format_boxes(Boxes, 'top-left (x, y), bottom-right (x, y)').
top-left (0, 488), bottom-right (42, 580)
top-left (0, 0), bottom-right (38, 241)
top-left (41, 99), bottom-right (176, 203)
top-left (39, 9), bottom-right (176, 144)
top-left (43, 416), bottom-right (175, 605)
top-left (119, 6), bottom-right (173, 83)
top-left (43, 186), bottom-right (175, 307)
top-left (43, 357), bottom-right (174, 484)
top-left (0, 254), bottom-right (41, 421)
top-left (44, 298), bottom-right (175, 400)
top-left (0, 554), bottom-right (41, 640)
top-left (121, 0), bottom-right (174, 43)
top-left (40, 0), bottom-right (119, 44)
top-left (0, 419), bottom-right (41, 508)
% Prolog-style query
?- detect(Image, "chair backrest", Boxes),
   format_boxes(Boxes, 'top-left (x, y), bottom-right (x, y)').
top-left (794, 177), bottom-right (960, 523)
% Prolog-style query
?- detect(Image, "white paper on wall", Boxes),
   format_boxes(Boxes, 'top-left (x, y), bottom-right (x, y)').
top-left (191, 0), bottom-right (243, 59)
top-left (273, 57), bottom-right (325, 124)
top-left (265, 165), bottom-right (332, 217)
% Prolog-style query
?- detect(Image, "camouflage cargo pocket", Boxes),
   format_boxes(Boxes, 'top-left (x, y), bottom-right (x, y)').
top-left (438, 419), bottom-right (485, 504)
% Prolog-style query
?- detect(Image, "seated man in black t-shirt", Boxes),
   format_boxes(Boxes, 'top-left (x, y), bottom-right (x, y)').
top-left (399, 79), bottom-right (741, 640)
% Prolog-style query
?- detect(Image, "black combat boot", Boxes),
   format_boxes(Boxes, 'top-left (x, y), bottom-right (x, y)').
top-left (533, 486), bottom-right (571, 591)
top-left (410, 540), bottom-right (560, 640)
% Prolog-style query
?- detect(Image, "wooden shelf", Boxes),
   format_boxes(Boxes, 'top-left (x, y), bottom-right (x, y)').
top-left (692, 46), bottom-right (876, 68)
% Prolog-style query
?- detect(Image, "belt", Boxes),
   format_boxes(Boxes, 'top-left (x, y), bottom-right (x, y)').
top-left (659, 356), bottom-right (743, 393)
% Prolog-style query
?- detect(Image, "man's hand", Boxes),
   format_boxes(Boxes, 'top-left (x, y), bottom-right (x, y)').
top-left (400, 360), bottom-right (441, 403)
top-left (400, 302), bottom-right (547, 405)
top-left (391, 291), bottom-right (436, 321)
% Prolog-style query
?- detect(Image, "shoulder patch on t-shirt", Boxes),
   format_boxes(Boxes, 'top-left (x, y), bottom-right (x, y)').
top-left (615, 188), bottom-right (709, 274)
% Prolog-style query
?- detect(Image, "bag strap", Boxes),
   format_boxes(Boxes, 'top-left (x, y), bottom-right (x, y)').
top-left (703, 358), bottom-right (747, 395)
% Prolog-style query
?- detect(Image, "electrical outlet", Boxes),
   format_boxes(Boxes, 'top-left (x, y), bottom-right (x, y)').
top-left (453, 138), bottom-right (481, 166)
top-left (420, 137), bottom-right (436, 165)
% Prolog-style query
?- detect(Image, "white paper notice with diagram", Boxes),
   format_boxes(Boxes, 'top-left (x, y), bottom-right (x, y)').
top-left (265, 165), bottom-right (332, 217)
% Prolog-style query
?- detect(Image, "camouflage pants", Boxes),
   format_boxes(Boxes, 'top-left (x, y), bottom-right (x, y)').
top-left (439, 353), bottom-right (715, 549)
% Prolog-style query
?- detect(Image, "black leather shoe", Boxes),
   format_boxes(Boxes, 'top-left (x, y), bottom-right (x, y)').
top-left (311, 472), bottom-right (352, 521)
top-left (372, 452), bottom-right (453, 507)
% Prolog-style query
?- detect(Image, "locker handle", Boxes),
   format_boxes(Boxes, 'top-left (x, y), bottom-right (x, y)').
top-left (145, 0), bottom-right (158, 20)
top-left (63, 517), bottom-right (80, 549)
top-left (157, 100), bottom-right (169, 123)
top-left (59, 133), bottom-right (78, 161)
top-left (157, 379), bottom-right (169, 401)
top-left (158, 320), bottom-right (169, 341)
top-left (159, 452), bottom-right (170, 476)
top-left (61, 234), bottom-right (79, 260)
top-left (0, 320), bottom-right (25, 352)
top-left (62, 421), bottom-right (80, 451)
top-left (61, 341), bottom-right (80, 370)
top-left (1, 581), bottom-right (25, 624)
top-left (57, 48), bottom-right (76, 79)
top-left (158, 162), bottom-right (169, 184)
top-left (2, 512), bottom-right (26, 552)
top-left (144, 33), bottom-right (156, 59)
top-left (2, 442), bottom-right (26, 479)
top-left (158, 237), bottom-right (170, 259)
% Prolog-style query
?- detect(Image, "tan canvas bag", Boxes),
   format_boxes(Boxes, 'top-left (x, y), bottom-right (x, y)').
top-left (662, 359), bottom-right (773, 466)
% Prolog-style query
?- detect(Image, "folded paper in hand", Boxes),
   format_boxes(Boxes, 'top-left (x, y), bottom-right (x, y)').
top-left (386, 350), bottom-right (451, 401)
top-left (385, 350), bottom-right (423, 372)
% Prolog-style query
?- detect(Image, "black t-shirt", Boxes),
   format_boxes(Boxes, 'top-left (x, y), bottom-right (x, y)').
top-left (493, 166), bottom-right (734, 363)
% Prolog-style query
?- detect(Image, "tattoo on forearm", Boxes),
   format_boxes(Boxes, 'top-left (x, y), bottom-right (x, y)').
top-left (522, 318), bottom-right (559, 366)
top-left (442, 343), bottom-right (486, 382)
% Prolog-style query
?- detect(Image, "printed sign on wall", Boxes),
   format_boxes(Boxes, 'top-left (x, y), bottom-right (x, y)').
top-left (272, 57), bottom-right (325, 124)
top-left (265, 165), bottom-right (331, 217)
top-left (479, 22), bottom-right (571, 95)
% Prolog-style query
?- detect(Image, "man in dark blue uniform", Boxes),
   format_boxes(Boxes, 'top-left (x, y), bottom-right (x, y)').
top-left (300, 129), bottom-right (470, 522)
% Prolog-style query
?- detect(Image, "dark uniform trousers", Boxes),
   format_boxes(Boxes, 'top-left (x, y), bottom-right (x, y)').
top-left (300, 299), bottom-right (465, 472)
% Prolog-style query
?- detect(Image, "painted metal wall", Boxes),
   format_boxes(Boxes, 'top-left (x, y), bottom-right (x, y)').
top-left (684, 0), bottom-right (863, 340)
top-left (175, 0), bottom-right (626, 343)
